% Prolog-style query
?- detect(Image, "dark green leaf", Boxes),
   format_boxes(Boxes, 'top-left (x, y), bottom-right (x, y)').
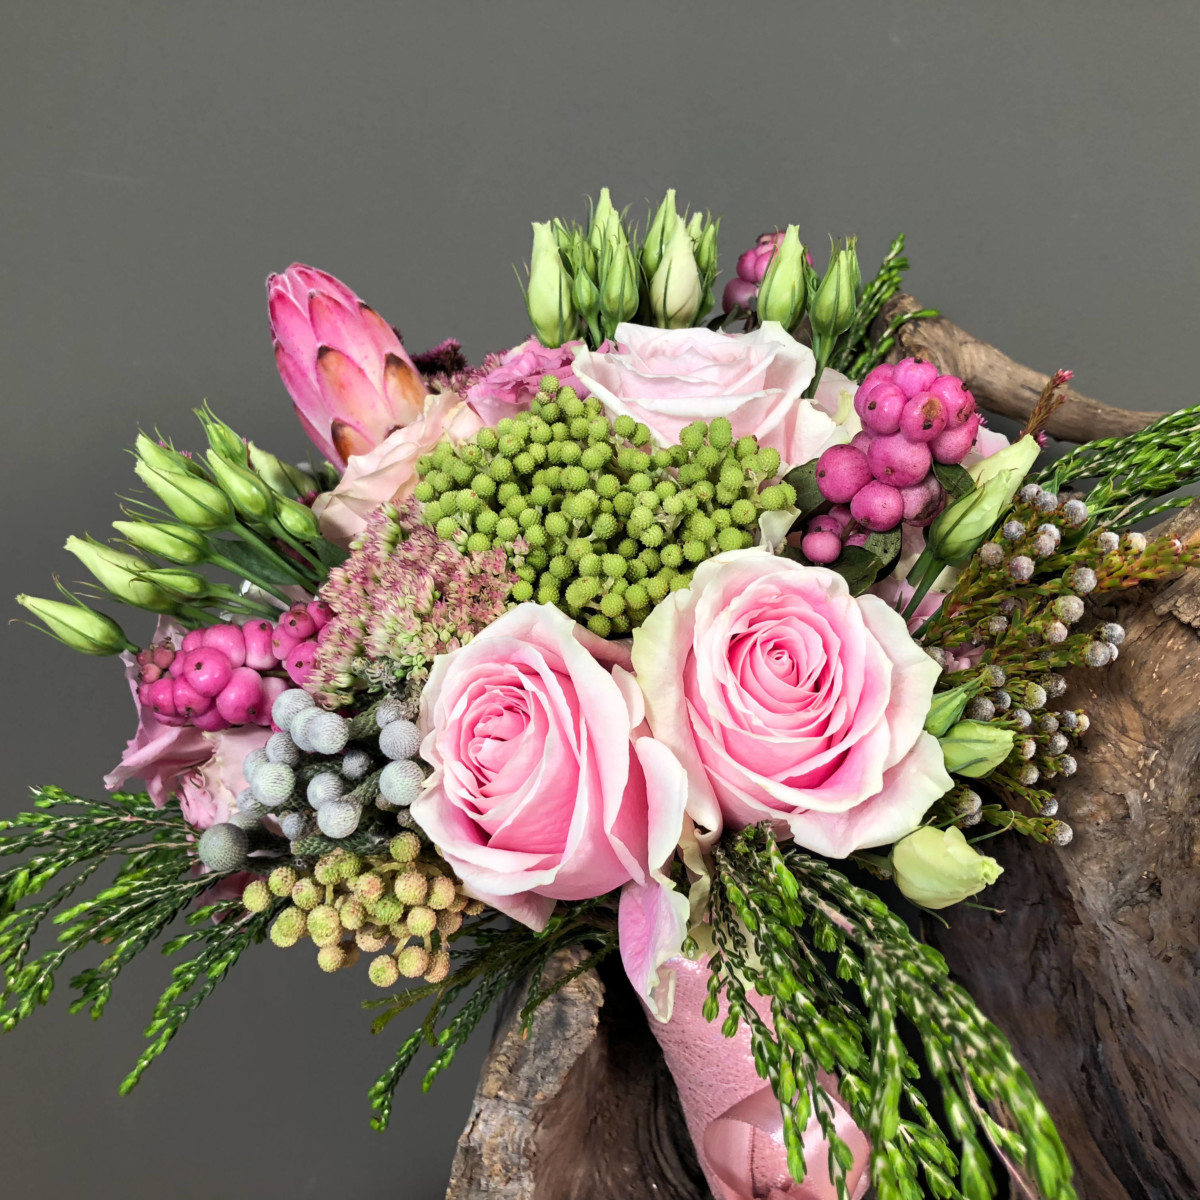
top-left (783, 459), bottom-right (828, 519)
top-left (832, 546), bottom-right (884, 595)
top-left (864, 527), bottom-right (903, 573)
top-left (212, 537), bottom-right (311, 588)
top-left (931, 461), bottom-right (974, 502)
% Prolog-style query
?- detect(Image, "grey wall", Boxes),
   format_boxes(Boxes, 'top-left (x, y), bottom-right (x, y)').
top-left (1, 2), bottom-right (1196, 1197)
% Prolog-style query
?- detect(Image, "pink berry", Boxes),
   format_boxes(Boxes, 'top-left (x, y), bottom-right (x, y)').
top-left (307, 601), bottom-right (333, 630)
top-left (201, 624), bottom-right (247, 668)
top-left (867, 434), bottom-right (933, 488)
top-left (215, 667), bottom-right (266, 725)
top-left (172, 676), bottom-right (213, 719)
top-left (928, 374), bottom-right (971, 416)
top-left (146, 677), bottom-right (177, 718)
top-left (807, 514), bottom-right (843, 536)
top-left (828, 505), bottom-right (853, 531)
top-left (816, 445), bottom-right (872, 504)
top-left (151, 644), bottom-right (176, 671)
top-left (892, 357), bottom-right (938, 397)
top-left (168, 654), bottom-right (187, 678)
top-left (859, 383), bottom-right (906, 436)
top-left (284, 639), bottom-right (319, 687)
top-left (271, 625), bottom-right (299, 660)
top-left (930, 414), bottom-right (981, 464)
top-left (852, 364), bottom-right (895, 418)
top-left (801, 531), bottom-right (842, 564)
top-left (260, 675), bottom-right (289, 727)
top-left (899, 476), bottom-right (946, 526)
top-left (899, 393), bottom-right (948, 442)
top-left (139, 663), bottom-right (163, 685)
top-left (180, 629), bottom-right (205, 653)
top-left (850, 480), bottom-right (904, 532)
top-left (722, 277), bottom-right (759, 313)
top-left (191, 707), bottom-right (231, 733)
top-left (850, 430), bottom-right (873, 455)
top-left (278, 605), bottom-right (317, 641)
top-left (177, 647), bottom-right (233, 698)
top-left (845, 531), bottom-right (870, 548)
top-left (242, 618), bottom-right (277, 669)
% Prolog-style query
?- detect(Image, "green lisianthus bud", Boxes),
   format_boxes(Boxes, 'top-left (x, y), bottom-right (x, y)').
top-left (810, 237), bottom-right (859, 342)
top-left (756, 225), bottom-right (807, 331)
top-left (694, 219), bottom-right (719, 281)
top-left (572, 260), bottom-right (601, 328)
top-left (587, 186), bottom-right (621, 255)
top-left (649, 220), bottom-right (704, 329)
top-left (641, 188), bottom-right (679, 279)
top-left (938, 719), bottom-right (1015, 777)
top-left (928, 434), bottom-right (1040, 565)
top-left (247, 442), bottom-right (306, 499)
top-left (134, 432), bottom-right (203, 477)
top-left (527, 221), bottom-right (576, 348)
top-left (112, 519), bottom-right (208, 564)
top-left (205, 450), bottom-right (276, 522)
top-left (923, 682), bottom-right (975, 738)
top-left (892, 826), bottom-right (1003, 910)
top-left (63, 536), bottom-right (175, 611)
top-left (274, 495), bottom-right (321, 541)
top-left (599, 235), bottom-right (640, 336)
top-left (16, 593), bottom-right (133, 655)
top-left (196, 405), bottom-right (248, 465)
top-left (139, 566), bottom-right (211, 599)
top-left (134, 461), bottom-right (233, 529)
top-left (686, 211), bottom-right (704, 243)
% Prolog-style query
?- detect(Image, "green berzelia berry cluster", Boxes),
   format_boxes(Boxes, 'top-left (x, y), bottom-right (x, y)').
top-left (413, 375), bottom-right (796, 635)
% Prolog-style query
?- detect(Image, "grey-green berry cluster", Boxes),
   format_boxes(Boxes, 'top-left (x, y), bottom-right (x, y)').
top-left (414, 376), bottom-right (795, 636)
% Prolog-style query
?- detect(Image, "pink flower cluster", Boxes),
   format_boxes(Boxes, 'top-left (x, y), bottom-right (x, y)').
top-left (464, 336), bottom-right (592, 426)
top-left (135, 602), bottom-right (331, 731)
top-left (801, 358), bottom-right (982, 563)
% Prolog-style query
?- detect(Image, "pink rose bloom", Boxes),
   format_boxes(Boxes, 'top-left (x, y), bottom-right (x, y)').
top-left (410, 604), bottom-right (689, 998)
top-left (105, 619), bottom-right (269, 830)
top-left (631, 549), bottom-right (951, 858)
top-left (464, 337), bottom-right (590, 427)
top-left (311, 392), bottom-right (482, 546)
top-left (572, 322), bottom-right (851, 470)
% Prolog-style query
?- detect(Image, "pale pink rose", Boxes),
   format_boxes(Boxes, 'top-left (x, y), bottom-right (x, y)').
top-left (410, 604), bottom-right (689, 969)
top-left (311, 392), bottom-right (482, 546)
top-left (106, 618), bottom-right (270, 830)
top-left (464, 337), bottom-right (591, 426)
top-left (572, 322), bottom-right (850, 469)
top-left (631, 549), bottom-right (951, 858)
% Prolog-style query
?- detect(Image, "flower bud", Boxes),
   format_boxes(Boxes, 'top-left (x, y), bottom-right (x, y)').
top-left (205, 450), bottom-right (276, 522)
top-left (923, 682), bottom-right (975, 738)
top-left (641, 189), bottom-right (679, 279)
top-left (527, 221), bottom-right (576, 348)
top-left (892, 826), bottom-right (1003, 910)
top-left (134, 432), bottom-right (203, 477)
top-left (16, 593), bottom-right (133, 655)
top-left (648, 220), bottom-right (703, 329)
top-left (64, 536), bottom-right (176, 611)
top-left (599, 234), bottom-right (640, 337)
top-left (133, 461), bottom-right (233, 529)
top-left (247, 443), bottom-right (311, 499)
top-left (139, 566), bottom-right (211, 599)
top-left (756, 224), bottom-right (807, 332)
top-left (694, 219), bottom-right (719, 281)
top-left (112, 519), bottom-right (208, 564)
top-left (196, 405), bottom-right (249, 466)
top-left (587, 186), bottom-right (621, 255)
top-left (938, 719), bottom-right (1016, 777)
top-left (274, 495), bottom-right (322, 541)
top-left (809, 238), bottom-right (859, 342)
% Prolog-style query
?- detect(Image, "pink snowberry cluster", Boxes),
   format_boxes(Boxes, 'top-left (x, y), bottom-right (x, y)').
top-left (801, 358), bottom-right (981, 564)
top-left (722, 231), bottom-right (784, 313)
top-left (134, 600), bottom-right (332, 731)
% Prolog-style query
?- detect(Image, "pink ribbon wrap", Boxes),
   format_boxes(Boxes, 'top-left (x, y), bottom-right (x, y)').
top-left (642, 955), bottom-right (871, 1200)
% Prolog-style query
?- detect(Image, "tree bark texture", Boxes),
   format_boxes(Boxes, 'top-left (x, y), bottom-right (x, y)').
top-left (447, 315), bottom-right (1198, 1200)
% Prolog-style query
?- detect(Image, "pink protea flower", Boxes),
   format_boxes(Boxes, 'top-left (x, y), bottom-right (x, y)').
top-left (267, 264), bottom-right (428, 468)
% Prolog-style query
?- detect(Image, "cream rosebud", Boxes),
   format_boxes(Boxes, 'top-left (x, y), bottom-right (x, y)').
top-left (63, 536), bottom-right (176, 611)
top-left (16, 593), bottom-right (133, 655)
top-left (648, 220), bottom-right (703, 329)
top-left (527, 221), bottom-right (577, 348)
top-left (133, 460), bottom-right (233, 530)
top-left (205, 450), bottom-right (276, 522)
top-left (641, 188), bottom-right (678, 278)
top-left (938, 719), bottom-right (1015, 777)
top-left (756, 224), bottom-right (807, 332)
top-left (929, 434), bottom-right (1041, 565)
top-left (112, 519), bottom-right (208, 564)
top-left (810, 238), bottom-right (859, 342)
top-left (892, 825), bottom-right (1003, 909)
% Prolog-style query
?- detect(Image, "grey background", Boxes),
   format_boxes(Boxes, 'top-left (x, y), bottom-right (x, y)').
top-left (1, 2), bottom-right (1196, 1197)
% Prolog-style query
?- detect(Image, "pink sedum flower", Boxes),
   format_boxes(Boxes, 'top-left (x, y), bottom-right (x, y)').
top-left (105, 618), bottom-right (269, 829)
top-left (464, 337), bottom-right (591, 426)
top-left (268, 264), bottom-right (428, 468)
top-left (573, 322), bottom-right (853, 470)
top-left (410, 604), bottom-right (689, 997)
top-left (310, 392), bottom-right (482, 546)
top-left (631, 549), bottom-right (951, 859)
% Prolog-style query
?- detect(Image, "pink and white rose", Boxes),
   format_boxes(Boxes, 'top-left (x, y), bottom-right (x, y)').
top-left (631, 549), bottom-right (951, 858)
top-left (572, 322), bottom-right (855, 470)
top-left (410, 604), bottom-right (689, 999)
top-left (311, 392), bottom-right (482, 546)
top-left (464, 337), bottom-right (591, 426)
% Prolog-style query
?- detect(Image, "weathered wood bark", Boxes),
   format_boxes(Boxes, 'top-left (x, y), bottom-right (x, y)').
top-left (448, 316), bottom-right (1198, 1200)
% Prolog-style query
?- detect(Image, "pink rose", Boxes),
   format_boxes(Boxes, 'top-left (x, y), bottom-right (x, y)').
top-left (311, 392), bottom-right (482, 546)
top-left (464, 337), bottom-right (591, 426)
top-left (572, 322), bottom-right (852, 469)
top-left (410, 604), bottom-right (688, 947)
top-left (106, 618), bottom-right (269, 830)
top-left (631, 549), bottom-right (951, 858)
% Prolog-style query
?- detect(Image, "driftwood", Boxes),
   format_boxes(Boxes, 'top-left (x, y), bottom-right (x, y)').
top-left (446, 306), bottom-right (1198, 1200)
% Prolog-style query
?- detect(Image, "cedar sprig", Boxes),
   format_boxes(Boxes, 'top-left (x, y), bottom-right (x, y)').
top-left (709, 827), bottom-right (1076, 1200)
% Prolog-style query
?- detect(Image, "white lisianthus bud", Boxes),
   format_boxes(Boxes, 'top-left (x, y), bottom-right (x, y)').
top-left (891, 826), bottom-right (1003, 910)
top-left (527, 221), bottom-right (576, 348)
top-left (648, 220), bottom-right (703, 329)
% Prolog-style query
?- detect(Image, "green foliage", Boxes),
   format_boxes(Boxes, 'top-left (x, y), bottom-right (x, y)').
top-left (0, 785), bottom-right (272, 1088)
top-left (364, 902), bottom-right (617, 1131)
top-left (708, 827), bottom-right (1076, 1200)
top-left (1036, 403), bottom-right (1200, 527)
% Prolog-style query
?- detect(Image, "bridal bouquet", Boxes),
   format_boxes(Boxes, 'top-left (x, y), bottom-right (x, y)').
top-left (7, 189), bottom-right (1200, 1200)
